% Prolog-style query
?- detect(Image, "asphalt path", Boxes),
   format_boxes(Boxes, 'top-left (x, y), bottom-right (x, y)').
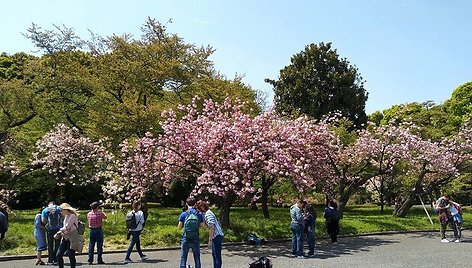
top-left (1, 230), bottom-right (471, 268)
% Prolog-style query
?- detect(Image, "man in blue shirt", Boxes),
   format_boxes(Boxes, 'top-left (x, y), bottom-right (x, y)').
top-left (41, 201), bottom-right (62, 265)
top-left (178, 197), bottom-right (204, 268)
top-left (290, 199), bottom-right (306, 258)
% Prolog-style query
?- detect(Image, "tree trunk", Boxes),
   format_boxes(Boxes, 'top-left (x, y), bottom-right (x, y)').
top-left (395, 167), bottom-right (427, 217)
top-left (336, 177), bottom-right (356, 214)
top-left (380, 176), bottom-right (385, 214)
top-left (218, 194), bottom-right (236, 229)
top-left (261, 176), bottom-right (276, 219)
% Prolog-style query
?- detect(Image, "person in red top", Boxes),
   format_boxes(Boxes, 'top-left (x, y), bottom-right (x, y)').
top-left (87, 201), bottom-right (107, 265)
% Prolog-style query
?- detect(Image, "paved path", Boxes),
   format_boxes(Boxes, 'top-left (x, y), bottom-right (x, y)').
top-left (1, 230), bottom-right (471, 268)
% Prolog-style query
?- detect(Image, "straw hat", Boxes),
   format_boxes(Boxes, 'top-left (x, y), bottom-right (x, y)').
top-left (59, 203), bottom-right (77, 212)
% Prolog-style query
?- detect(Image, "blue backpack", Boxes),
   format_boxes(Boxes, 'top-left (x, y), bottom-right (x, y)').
top-left (183, 210), bottom-right (200, 240)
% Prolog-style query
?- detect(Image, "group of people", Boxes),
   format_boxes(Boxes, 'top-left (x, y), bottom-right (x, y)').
top-left (177, 197), bottom-right (224, 268)
top-left (290, 199), bottom-right (341, 259)
top-left (17, 194), bottom-right (463, 267)
top-left (34, 201), bottom-right (106, 268)
top-left (434, 194), bottom-right (463, 243)
top-left (31, 197), bottom-right (224, 268)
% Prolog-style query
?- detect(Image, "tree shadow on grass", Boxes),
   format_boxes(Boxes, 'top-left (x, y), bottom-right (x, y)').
top-left (224, 235), bottom-right (398, 260)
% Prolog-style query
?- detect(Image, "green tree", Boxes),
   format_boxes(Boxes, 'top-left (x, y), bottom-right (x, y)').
top-left (266, 42), bottom-right (368, 128)
top-left (372, 102), bottom-right (462, 141)
top-left (444, 81), bottom-right (472, 121)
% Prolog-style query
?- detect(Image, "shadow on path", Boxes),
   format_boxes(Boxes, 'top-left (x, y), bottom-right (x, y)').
top-left (225, 236), bottom-right (398, 260)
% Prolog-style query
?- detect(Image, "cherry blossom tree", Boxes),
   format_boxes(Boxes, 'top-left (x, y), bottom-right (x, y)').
top-left (395, 122), bottom-right (472, 217)
top-left (31, 124), bottom-right (114, 189)
top-left (325, 122), bottom-right (420, 212)
top-left (112, 97), bottom-right (330, 226)
top-left (0, 157), bottom-right (19, 212)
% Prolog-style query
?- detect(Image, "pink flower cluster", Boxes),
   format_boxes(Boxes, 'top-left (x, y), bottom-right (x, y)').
top-left (114, 97), bottom-right (332, 201)
top-left (31, 124), bottom-right (114, 186)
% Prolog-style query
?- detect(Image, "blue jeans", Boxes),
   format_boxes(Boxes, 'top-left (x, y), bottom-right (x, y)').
top-left (56, 239), bottom-right (76, 268)
top-left (306, 230), bottom-right (315, 255)
top-left (125, 231), bottom-right (145, 260)
top-left (180, 237), bottom-right (201, 268)
top-left (211, 235), bottom-right (223, 268)
top-left (47, 228), bottom-right (60, 263)
top-left (290, 223), bottom-right (304, 256)
top-left (88, 228), bottom-right (104, 263)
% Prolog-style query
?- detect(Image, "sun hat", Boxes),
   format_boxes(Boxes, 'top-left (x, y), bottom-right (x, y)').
top-left (59, 203), bottom-right (77, 212)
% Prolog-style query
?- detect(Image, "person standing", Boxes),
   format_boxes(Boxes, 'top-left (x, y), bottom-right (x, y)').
top-left (196, 200), bottom-right (224, 268)
top-left (41, 201), bottom-right (62, 265)
top-left (178, 196), bottom-right (204, 268)
top-left (87, 201), bottom-right (107, 265)
top-left (449, 200), bottom-right (463, 242)
top-left (304, 204), bottom-right (316, 257)
top-left (324, 200), bottom-right (341, 243)
top-left (435, 195), bottom-right (459, 243)
top-left (0, 209), bottom-right (7, 240)
top-left (124, 201), bottom-right (147, 263)
top-left (34, 207), bottom-right (47, 265)
top-left (290, 199), bottom-right (306, 258)
top-left (54, 203), bottom-right (80, 268)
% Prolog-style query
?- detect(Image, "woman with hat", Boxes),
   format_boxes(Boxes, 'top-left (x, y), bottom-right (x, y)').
top-left (54, 203), bottom-right (80, 268)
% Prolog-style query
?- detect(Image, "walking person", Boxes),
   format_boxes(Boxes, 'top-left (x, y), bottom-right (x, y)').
top-left (41, 201), bottom-right (62, 265)
top-left (290, 199), bottom-right (306, 258)
top-left (324, 200), bottom-right (341, 243)
top-left (196, 200), bottom-right (224, 268)
top-left (435, 194), bottom-right (459, 243)
top-left (0, 208), bottom-right (7, 240)
top-left (87, 201), bottom-right (107, 265)
top-left (54, 203), bottom-right (81, 268)
top-left (124, 201), bottom-right (147, 263)
top-left (304, 204), bottom-right (316, 257)
top-left (178, 196), bottom-right (204, 268)
top-left (34, 207), bottom-right (47, 265)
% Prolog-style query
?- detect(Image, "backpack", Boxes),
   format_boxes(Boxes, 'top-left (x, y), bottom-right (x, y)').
top-left (74, 220), bottom-right (86, 235)
top-left (332, 209), bottom-right (342, 221)
top-left (47, 209), bottom-right (61, 229)
top-left (183, 210), bottom-right (200, 240)
top-left (126, 212), bottom-right (138, 230)
top-left (249, 257), bottom-right (273, 268)
top-left (247, 234), bottom-right (266, 245)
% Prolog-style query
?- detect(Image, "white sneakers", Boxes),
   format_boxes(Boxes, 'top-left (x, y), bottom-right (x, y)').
top-left (441, 238), bottom-right (461, 243)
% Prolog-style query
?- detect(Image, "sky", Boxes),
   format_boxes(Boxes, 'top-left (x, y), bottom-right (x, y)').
top-left (1, 0), bottom-right (470, 114)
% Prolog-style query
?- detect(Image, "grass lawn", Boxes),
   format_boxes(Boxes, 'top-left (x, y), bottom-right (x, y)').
top-left (1, 204), bottom-right (469, 255)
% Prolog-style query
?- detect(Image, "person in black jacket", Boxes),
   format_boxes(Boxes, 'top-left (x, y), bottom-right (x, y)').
top-left (324, 200), bottom-right (341, 243)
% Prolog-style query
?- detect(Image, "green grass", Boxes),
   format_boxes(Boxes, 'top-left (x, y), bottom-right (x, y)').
top-left (1, 204), bottom-right (470, 255)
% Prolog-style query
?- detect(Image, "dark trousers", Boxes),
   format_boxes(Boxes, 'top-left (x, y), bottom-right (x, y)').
top-left (306, 230), bottom-right (315, 255)
top-left (440, 218), bottom-right (458, 239)
top-left (211, 235), bottom-right (223, 268)
top-left (88, 227), bottom-right (104, 263)
top-left (47, 229), bottom-right (60, 263)
top-left (327, 221), bottom-right (339, 243)
top-left (57, 239), bottom-right (76, 268)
